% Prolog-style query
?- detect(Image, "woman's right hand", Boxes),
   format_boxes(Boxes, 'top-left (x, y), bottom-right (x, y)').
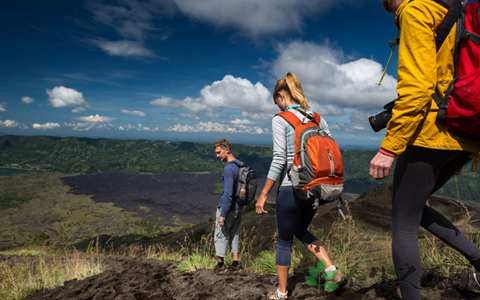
top-left (255, 193), bottom-right (268, 215)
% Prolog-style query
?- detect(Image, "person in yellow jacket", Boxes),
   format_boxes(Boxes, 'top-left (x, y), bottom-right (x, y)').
top-left (370, 0), bottom-right (480, 299)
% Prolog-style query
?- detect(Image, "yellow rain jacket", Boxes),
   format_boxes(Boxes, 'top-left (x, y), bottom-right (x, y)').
top-left (380, 0), bottom-right (480, 155)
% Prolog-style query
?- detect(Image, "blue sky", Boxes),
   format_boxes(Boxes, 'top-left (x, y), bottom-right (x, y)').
top-left (0, 0), bottom-right (399, 147)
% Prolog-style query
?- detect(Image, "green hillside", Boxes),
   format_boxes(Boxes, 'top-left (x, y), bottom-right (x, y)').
top-left (0, 134), bottom-right (478, 202)
top-left (0, 135), bottom-right (271, 175)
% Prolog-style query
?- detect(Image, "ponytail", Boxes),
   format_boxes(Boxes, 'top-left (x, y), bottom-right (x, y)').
top-left (273, 72), bottom-right (310, 110)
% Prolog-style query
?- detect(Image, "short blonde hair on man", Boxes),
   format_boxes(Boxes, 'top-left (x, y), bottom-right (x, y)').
top-left (214, 138), bottom-right (232, 151)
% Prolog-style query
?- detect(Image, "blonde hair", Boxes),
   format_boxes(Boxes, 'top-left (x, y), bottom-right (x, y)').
top-left (273, 72), bottom-right (310, 110)
top-left (214, 138), bottom-right (232, 151)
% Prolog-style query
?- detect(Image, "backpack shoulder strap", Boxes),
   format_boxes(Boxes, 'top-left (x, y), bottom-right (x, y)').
top-left (276, 111), bottom-right (303, 129)
top-left (433, 0), bottom-right (463, 50)
top-left (231, 159), bottom-right (245, 168)
top-left (312, 112), bottom-right (321, 125)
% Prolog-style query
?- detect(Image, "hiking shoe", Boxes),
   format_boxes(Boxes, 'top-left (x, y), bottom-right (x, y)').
top-left (268, 289), bottom-right (288, 300)
top-left (472, 269), bottom-right (480, 289)
top-left (228, 262), bottom-right (242, 273)
top-left (332, 269), bottom-right (348, 290)
top-left (214, 263), bottom-right (227, 274)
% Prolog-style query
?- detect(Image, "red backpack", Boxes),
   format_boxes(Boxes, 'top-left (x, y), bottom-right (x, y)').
top-left (277, 110), bottom-right (344, 204)
top-left (433, 0), bottom-right (480, 137)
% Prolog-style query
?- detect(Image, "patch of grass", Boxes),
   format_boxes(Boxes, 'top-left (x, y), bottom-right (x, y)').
top-left (0, 173), bottom-right (147, 248)
top-left (176, 253), bottom-right (216, 272)
top-left (0, 251), bottom-right (103, 300)
top-left (250, 250), bottom-right (276, 274)
top-left (0, 247), bottom-right (51, 257)
top-left (145, 245), bottom-right (183, 262)
top-left (138, 205), bottom-right (151, 213)
top-left (0, 193), bottom-right (30, 209)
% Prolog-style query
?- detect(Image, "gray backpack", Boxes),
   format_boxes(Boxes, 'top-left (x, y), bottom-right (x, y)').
top-left (233, 161), bottom-right (257, 206)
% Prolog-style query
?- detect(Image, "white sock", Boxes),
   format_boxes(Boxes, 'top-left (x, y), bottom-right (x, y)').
top-left (276, 289), bottom-right (288, 296)
top-left (325, 265), bottom-right (336, 272)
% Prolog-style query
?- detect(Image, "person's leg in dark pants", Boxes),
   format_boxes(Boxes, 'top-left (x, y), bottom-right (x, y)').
top-left (392, 147), bottom-right (480, 299)
top-left (421, 152), bottom-right (480, 264)
top-left (275, 187), bottom-right (298, 294)
top-left (392, 147), bottom-right (438, 300)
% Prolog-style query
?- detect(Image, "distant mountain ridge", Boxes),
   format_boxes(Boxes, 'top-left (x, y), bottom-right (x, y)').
top-left (0, 134), bottom-right (273, 175)
top-left (1, 134), bottom-right (478, 203)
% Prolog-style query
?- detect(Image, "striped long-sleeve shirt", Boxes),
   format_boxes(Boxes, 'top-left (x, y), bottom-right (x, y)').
top-left (266, 106), bottom-right (331, 187)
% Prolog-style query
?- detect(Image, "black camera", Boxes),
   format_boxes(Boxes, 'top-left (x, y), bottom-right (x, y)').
top-left (368, 100), bottom-right (395, 132)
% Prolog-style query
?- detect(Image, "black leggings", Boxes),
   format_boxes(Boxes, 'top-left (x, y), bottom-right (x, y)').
top-left (392, 146), bottom-right (480, 299)
top-left (276, 187), bottom-right (318, 266)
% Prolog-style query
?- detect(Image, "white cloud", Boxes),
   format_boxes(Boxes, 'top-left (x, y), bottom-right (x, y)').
top-left (230, 118), bottom-right (252, 125)
top-left (150, 96), bottom-right (173, 106)
top-left (240, 111), bottom-right (273, 120)
top-left (87, 0), bottom-right (174, 41)
top-left (47, 86), bottom-right (88, 109)
top-left (0, 120), bottom-right (18, 128)
top-left (77, 114), bottom-right (114, 123)
top-left (0, 104), bottom-right (5, 112)
top-left (151, 75), bottom-right (274, 113)
top-left (72, 106), bottom-right (87, 113)
top-left (118, 123), bottom-right (160, 132)
top-left (272, 41), bottom-right (396, 110)
top-left (64, 121), bottom-right (113, 131)
top-left (121, 109), bottom-right (146, 117)
top-left (32, 122), bottom-right (61, 130)
top-left (168, 121), bottom-right (267, 135)
top-left (92, 39), bottom-right (155, 58)
top-left (174, 0), bottom-right (339, 36)
top-left (21, 96), bottom-right (34, 104)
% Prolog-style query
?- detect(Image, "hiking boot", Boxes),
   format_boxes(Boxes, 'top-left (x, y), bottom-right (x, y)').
top-left (268, 289), bottom-right (288, 300)
top-left (469, 259), bottom-right (480, 290)
top-left (214, 262), bottom-right (227, 274)
top-left (332, 269), bottom-right (348, 290)
top-left (228, 263), bottom-right (242, 273)
top-left (333, 269), bottom-right (343, 284)
top-left (471, 269), bottom-right (480, 290)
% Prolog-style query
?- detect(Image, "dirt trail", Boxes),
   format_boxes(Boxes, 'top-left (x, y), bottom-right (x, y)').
top-left (27, 257), bottom-right (480, 300)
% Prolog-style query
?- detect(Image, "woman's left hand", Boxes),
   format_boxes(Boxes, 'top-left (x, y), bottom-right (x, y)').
top-left (255, 193), bottom-right (268, 215)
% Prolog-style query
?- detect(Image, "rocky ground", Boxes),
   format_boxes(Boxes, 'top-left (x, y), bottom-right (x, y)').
top-left (26, 256), bottom-right (480, 300)
top-left (15, 183), bottom-right (480, 299)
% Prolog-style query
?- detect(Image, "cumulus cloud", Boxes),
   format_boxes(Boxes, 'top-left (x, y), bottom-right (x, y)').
top-left (88, 0), bottom-right (346, 39)
top-left (47, 86), bottom-right (89, 110)
top-left (150, 96), bottom-right (173, 106)
top-left (230, 118), bottom-right (252, 125)
top-left (64, 121), bottom-right (114, 131)
top-left (118, 123), bottom-right (160, 132)
top-left (0, 120), bottom-right (18, 128)
top-left (167, 121), bottom-right (267, 135)
top-left (151, 75), bottom-right (273, 113)
top-left (0, 104), bottom-right (5, 112)
top-left (32, 122), bottom-right (61, 130)
top-left (174, 0), bottom-right (339, 36)
top-left (91, 39), bottom-right (155, 58)
top-left (21, 96), bottom-right (34, 104)
top-left (77, 114), bottom-right (114, 123)
top-left (272, 41), bottom-right (396, 110)
top-left (121, 109), bottom-right (146, 117)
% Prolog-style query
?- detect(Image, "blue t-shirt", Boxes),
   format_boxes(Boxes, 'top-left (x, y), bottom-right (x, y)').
top-left (218, 160), bottom-right (240, 217)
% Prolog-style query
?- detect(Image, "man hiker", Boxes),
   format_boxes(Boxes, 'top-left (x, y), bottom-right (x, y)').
top-left (370, 1), bottom-right (480, 299)
top-left (213, 139), bottom-right (242, 272)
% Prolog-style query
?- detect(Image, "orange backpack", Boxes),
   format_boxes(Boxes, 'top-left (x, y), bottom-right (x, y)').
top-left (278, 110), bottom-right (344, 203)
